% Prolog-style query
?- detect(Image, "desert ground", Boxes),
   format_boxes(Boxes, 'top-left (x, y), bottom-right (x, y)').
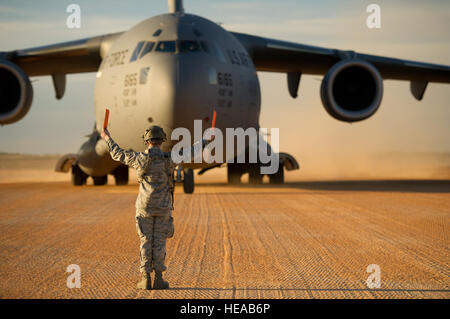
top-left (0, 154), bottom-right (449, 299)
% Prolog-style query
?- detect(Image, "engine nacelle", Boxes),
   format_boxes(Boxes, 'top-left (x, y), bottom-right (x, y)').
top-left (0, 60), bottom-right (33, 125)
top-left (320, 60), bottom-right (383, 122)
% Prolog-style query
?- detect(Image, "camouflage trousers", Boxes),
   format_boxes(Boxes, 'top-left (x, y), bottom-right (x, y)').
top-left (135, 214), bottom-right (173, 274)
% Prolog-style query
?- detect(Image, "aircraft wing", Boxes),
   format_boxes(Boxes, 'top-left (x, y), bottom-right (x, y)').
top-left (0, 32), bottom-right (123, 77)
top-left (231, 31), bottom-right (450, 122)
top-left (0, 32), bottom-right (123, 124)
top-left (231, 31), bottom-right (450, 84)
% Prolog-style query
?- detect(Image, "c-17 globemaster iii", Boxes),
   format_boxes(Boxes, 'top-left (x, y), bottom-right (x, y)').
top-left (0, 0), bottom-right (449, 193)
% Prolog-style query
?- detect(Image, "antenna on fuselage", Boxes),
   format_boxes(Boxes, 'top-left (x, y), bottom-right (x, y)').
top-left (168, 0), bottom-right (184, 14)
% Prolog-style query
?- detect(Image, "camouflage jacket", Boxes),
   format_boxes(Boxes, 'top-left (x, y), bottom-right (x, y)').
top-left (107, 138), bottom-right (176, 215)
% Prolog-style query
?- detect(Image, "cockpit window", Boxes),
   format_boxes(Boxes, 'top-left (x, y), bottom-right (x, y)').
top-left (129, 41), bottom-right (145, 62)
top-left (179, 41), bottom-right (201, 53)
top-left (151, 40), bottom-right (219, 55)
top-left (155, 41), bottom-right (176, 53)
top-left (139, 41), bottom-right (155, 59)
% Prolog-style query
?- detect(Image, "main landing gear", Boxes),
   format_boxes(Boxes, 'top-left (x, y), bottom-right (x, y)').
top-left (71, 163), bottom-right (129, 186)
top-left (226, 152), bottom-right (298, 185)
top-left (175, 166), bottom-right (194, 194)
top-left (227, 162), bottom-right (285, 185)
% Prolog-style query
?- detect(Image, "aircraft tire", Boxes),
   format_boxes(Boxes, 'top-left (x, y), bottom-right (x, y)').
top-left (71, 164), bottom-right (87, 186)
top-left (93, 175), bottom-right (108, 186)
top-left (227, 163), bottom-right (242, 184)
top-left (248, 165), bottom-right (263, 184)
top-left (113, 165), bottom-right (129, 185)
top-left (183, 168), bottom-right (194, 194)
top-left (269, 163), bottom-right (284, 184)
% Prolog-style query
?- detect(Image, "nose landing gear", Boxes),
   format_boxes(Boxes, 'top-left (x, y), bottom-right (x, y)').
top-left (183, 168), bottom-right (194, 194)
top-left (175, 166), bottom-right (194, 194)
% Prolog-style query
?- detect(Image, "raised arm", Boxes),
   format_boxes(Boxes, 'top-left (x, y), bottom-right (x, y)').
top-left (101, 128), bottom-right (145, 170)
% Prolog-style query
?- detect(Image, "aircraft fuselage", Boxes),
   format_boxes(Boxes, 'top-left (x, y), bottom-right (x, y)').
top-left (93, 13), bottom-right (261, 171)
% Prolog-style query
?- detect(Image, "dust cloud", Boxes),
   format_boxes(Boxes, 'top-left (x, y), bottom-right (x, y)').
top-left (1, 151), bottom-right (448, 185)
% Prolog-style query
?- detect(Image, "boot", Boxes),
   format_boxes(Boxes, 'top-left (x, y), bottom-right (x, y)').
top-left (136, 272), bottom-right (152, 290)
top-left (153, 270), bottom-right (169, 289)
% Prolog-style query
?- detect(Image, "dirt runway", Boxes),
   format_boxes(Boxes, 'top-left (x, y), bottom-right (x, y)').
top-left (0, 181), bottom-right (449, 299)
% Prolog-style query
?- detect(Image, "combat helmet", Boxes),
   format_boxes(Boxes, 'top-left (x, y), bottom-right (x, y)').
top-left (142, 125), bottom-right (167, 144)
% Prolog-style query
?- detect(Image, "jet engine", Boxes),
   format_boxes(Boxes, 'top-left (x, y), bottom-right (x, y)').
top-left (320, 60), bottom-right (383, 122)
top-left (0, 60), bottom-right (33, 125)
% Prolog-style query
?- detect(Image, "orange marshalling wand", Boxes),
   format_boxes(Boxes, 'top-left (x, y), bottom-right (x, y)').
top-left (211, 109), bottom-right (217, 129)
top-left (103, 108), bottom-right (110, 129)
top-left (211, 110), bottom-right (217, 138)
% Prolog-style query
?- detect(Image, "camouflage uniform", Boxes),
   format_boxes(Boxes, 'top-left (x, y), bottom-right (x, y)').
top-left (106, 138), bottom-right (175, 274)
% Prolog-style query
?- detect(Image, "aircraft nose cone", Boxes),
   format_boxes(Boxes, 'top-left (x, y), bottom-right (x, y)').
top-left (146, 53), bottom-right (211, 142)
top-left (147, 55), bottom-right (179, 130)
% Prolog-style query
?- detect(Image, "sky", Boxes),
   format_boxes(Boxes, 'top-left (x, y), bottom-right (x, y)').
top-left (0, 0), bottom-right (449, 178)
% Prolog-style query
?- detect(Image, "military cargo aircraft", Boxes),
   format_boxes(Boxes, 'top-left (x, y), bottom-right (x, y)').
top-left (1, 0), bottom-right (449, 193)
